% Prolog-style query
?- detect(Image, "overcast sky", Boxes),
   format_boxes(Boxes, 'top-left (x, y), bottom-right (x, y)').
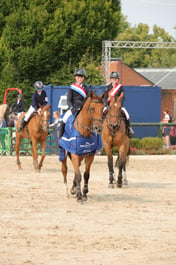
top-left (121, 0), bottom-right (176, 38)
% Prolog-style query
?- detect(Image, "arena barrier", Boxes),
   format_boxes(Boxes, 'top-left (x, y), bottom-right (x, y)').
top-left (0, 123), bottom-right (176, 156)
top-left (0, 127), bottom-right (58, 156)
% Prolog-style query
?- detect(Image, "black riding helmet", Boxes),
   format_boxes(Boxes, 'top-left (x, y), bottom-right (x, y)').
top-left (74, 68), bottom-right (86, 77)
top-left (110, 71), bottom-right (120, 79)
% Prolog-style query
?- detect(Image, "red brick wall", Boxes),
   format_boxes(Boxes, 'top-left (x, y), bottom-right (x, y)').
top-left (110, 61), bottom-right (153, 86)
top-left (161, 90), bottom-right (176, 120)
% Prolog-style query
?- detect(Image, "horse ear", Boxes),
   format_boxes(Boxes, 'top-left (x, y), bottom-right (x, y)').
top-left (48, 104), bottom-right (51, 109)
top-left (118, 93), bottom-right (123, 102)
top-left (39, 104), bottom-right (42, 108)
top-left (100, 92), bottom-right (106, 99)
top-left (89, 90), bottom-right (94, 98)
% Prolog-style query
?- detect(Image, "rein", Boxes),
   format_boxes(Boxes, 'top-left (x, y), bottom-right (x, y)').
top-left (75, 99), bottom-right (104, 134)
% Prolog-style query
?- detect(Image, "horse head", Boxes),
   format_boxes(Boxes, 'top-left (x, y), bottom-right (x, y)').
top-left (38, 104), bottom-right (51, 131)
top-left (87, 91), bottom-right (105, 134)
top-left (108, 94), bottom-right (123, 130)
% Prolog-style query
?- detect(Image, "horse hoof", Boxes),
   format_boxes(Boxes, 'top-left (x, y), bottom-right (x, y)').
top-left (82, 194), bottom-right (87, 201)
top-left (123, 180), bottom-right (128, 185)
top-left (70, 187), bottom-right (76, 195)
top-left (77, 196), bottom-right (83, 202)
top-left (117, 183), bottom-right (122, 188)
top-left (108, 183), bottom-right (114, 189)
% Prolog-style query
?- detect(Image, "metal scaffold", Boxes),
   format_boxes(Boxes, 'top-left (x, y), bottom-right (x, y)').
top-left (102, 40), bottom-right (176, 84)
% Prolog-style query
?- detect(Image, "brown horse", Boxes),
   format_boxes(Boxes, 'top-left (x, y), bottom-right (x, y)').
top-left (15, 104), bottom-right (51, 171)
top-left (60, 91), bottom-right (105, 201)
top-left (101, 94), bottom-right (130, 188)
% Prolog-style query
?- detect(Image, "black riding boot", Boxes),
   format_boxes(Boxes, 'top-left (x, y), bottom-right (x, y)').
top-left (59, 121), bottom-right (65, 139)
top-left (17, 117), bottom-right (27, 132)
top-left (126, 119), bottom-right (134, 138)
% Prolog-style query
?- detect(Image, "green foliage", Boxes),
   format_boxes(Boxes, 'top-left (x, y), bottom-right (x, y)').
top-left (116, 19), bottom-right (176, 68)
top-left (0, 0), bottom-right (121, 104)
top-left (140, 137), bottom-right (163, 150)
top-left (130, 138), bottom-right (142, 149)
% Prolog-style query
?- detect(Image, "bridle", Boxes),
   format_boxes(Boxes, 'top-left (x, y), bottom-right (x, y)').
top-left (106, 100), bottom-right (123, 136)
top-left (38, 109), bottom-right (50, 131)
top-left (75, 98), bottom-right (104, 133)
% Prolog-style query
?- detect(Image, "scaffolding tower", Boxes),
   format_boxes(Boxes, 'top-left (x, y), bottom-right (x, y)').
top-left (102, 40), bottom-right (176, 84)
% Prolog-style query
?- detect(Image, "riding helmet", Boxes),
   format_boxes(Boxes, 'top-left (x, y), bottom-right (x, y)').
top-left (34, 81), bottom-right (43, 90)
top-left (110, 71), bottom-right (120, 79)
top-left (74, 68), bottom-right (86, 77)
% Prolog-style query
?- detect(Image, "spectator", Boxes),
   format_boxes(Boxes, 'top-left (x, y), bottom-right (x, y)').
top-left (49, 111), bottom-right (60, 130)
top-left (169, 119), bottom-right (176, 146)
top-left (161, 109), bottom-right (172, 148)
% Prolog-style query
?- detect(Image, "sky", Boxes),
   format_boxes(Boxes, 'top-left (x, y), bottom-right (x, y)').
top-left (121, 0), bottom-right (176, 38)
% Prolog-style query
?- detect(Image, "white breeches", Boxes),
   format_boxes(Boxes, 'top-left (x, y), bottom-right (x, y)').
top-left (17, 112), bottom-right (23, 118)
top-left (62, 109), bottom-right (72, 123)
top-left (121, 107), bottom-right (130, 120)
top-left (24, 105), bottom-right (36, 121)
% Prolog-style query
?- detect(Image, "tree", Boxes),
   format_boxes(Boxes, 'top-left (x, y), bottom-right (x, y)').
top-left (115, 19), bottom-right (176, 68)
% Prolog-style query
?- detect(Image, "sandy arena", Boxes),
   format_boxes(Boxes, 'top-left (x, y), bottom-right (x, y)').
top-left (0, 155), bottom-right (175, 265)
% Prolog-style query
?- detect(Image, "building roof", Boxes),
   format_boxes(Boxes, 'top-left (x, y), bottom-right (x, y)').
top-left (134, 68), bottom-right (176, 89)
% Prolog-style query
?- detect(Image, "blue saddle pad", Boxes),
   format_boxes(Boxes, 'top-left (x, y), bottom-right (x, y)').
top-left (58, 114), bottom-right (102, 161)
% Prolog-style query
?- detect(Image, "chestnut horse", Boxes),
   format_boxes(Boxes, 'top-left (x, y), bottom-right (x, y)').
top-left (101, 94), bottom-right (130, 188)
top-left (15, 104), bottom-right (51, 171)
top-left (59, 91), bottom-right (105, 201)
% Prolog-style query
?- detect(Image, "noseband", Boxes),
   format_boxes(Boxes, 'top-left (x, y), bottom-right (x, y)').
top-left (76, 98), bottom-right (104, 133)
top-left (39, 110), bottom-right (50, 130)
top-left (107, 100), bottom-right (122, 135)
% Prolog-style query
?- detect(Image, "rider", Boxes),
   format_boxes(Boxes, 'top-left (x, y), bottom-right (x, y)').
top-left (103, 71), bottom-right (134, 138)
top-left (17, 81), bottom-right (48, 132)
top-left (11, 94), bottom-right (25, 118)
top-left (59, 68), bottom-right (90, 139)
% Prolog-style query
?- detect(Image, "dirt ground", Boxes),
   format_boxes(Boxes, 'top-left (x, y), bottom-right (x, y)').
top-left (0, 155), bottom-right (175, 265)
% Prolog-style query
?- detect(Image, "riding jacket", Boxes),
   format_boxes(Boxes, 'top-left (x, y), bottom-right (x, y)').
top-left (11, 99), bottom-right (24, 114)
top-left (104, 83), bottom-right (125, 107)
top-left (67, 83), bottom-right (90, 114)
top-left (32, 91), bottom-right (48, 111)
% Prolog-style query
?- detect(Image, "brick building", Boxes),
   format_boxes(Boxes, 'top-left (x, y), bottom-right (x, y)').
top-left (110, 60), bottom-right (176, 120)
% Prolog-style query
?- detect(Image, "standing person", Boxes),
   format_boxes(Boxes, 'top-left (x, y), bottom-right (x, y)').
top-left (49, 111), bottom-right (60, 129)
top-left (59, 68), bottom-right (90, 139)
top-left (17, 81), bottom-right (48, 132)
top-left (11, 94), bottom-right (25, 118)
top-left (169, 119), bottom-right (176, 146)
top-left (161, 109), bottom-right (172, 148)
top-left (103, 71), bottom-right (134, 138)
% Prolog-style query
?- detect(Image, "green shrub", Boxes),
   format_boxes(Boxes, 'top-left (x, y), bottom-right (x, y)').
top-left (140, 137), bottom-right (163, 150)
top-left (130, 138), bottom-right (142, 149)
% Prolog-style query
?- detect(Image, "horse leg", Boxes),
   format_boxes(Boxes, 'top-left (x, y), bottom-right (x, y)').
top-left (123, 164), bottom-right (128, 185)
top-left (38, 140), bottom-right (46, 171)
top-left (15, 133), bottom-right (23, 169)
top-left (61, 157), bottom-right (69, 198)
top-left (116, 156), bottom-right (125, 188)
top-left (107, 152), bottom-right (114, 188)
top-left (82, 155), bottom-right (94, 200)
top-left (31, 139), bottom-right (39, 171)
top-left (70, 175), bottom-right (77, 196)
top-left (71, 155), bottom-right (82, 200)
